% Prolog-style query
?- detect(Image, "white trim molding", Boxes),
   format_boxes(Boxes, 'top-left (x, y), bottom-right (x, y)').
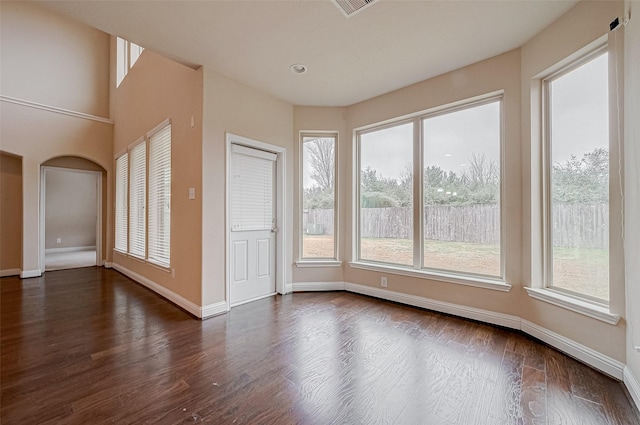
top-left (521, 319), bottom-right (624, 379)
top-left (20, 269), bottom-right (41, 279)
top-left (293, 281), bottom-right (346, 292)
top-left (0, 268), bottom-right (21, 277)
top-left (296, 261), bottom-right (343, 268)
top-left (112, 263), bottom-right (204, 318)
top-left (103, 262), bottom-right (113, 269)
top-left (45, 246), bottom-right (97, 254)
top-left (525, 287), bottom-right (620, 325)
top-left (344, 282), bottom-right (521, 329)
top-left (0, 95), bottom-right (114, 124)
top-left (202, 301), bottom-right (228, 319)
top-left (624, 366), bottom-right (640, 411)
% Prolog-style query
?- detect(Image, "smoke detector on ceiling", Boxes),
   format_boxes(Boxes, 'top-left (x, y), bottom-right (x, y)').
top-left (332, 0), bottom-right (379, 18)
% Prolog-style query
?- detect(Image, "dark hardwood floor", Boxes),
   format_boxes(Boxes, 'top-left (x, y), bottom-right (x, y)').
top-left (1, 268), bottom-right (639, 424)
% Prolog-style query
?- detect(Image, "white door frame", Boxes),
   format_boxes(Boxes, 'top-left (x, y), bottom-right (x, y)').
top-left (225, 133), bottom-right (286, 310)
top-left (40, 166), bottom-right (103, 273)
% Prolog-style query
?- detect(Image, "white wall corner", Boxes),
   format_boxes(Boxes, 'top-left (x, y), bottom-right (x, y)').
top-left (292, 281), bottom-right (346, 292)
top-left (20, 269), bottom-right (42, 279)
top-left (521, 319), bottom-right (625, 379)
top-left (201, 301), bottom-right (228, 319)
top-left (0, 268), bottom-right (21, 278)
top-left (112, 263), bottom-right (202, 318)
top-left (284, 283), bottom-right (293, 294)
top-left (624, 366), bottom-right (640, 412)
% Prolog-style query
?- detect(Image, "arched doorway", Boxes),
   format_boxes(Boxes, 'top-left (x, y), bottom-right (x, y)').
top-left (40, 156), bottom-right (106, 271)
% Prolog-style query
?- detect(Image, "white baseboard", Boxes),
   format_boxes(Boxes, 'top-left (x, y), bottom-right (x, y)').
top-left (521, 319), bottom-right (624, 379)
top-left (45, 245), bottom-right (96, 254)
top-left (624, 366), bottom-right (640, 411)
top-left (292, 281), bottom-right (346, 292)
top-left (0, 268), bottom-right (21, 277)
top-left (20, 269), bottom-right (41, 278)
top-left (344, 282), bottom-right (522, 330)
top-left (293, 281), bottom-right (626, 381)
top-left (103, 262), bottom-right (113, 269)
top-left (201, 301), bottom-right (228, 319)
top-left (112, 263), bottom-right (204, 318)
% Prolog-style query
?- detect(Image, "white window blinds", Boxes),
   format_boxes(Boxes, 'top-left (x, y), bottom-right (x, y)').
top-left (230, 145), bottom-right (276, 231)
top-left (129, 142), bottom-right (146, 258)
top-left (148, 124), bottom-right (171, 267)
top-left (115, 154), bottom-right (128, 252)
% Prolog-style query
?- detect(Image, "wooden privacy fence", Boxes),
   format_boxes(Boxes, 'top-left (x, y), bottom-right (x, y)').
top-left (304, 203), bottom-right (609, 249)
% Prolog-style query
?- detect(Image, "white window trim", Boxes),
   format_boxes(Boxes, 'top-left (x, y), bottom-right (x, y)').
top-left (541, 42), bottom-right (610, 305)
top-left (298, 131), bottom-right (339, 262)
top-left (353, 92), bottom-right (506, 284)
top-left (525, 287), bottom-right (620, 325)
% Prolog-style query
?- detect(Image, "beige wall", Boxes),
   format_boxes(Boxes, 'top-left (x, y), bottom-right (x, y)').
top-left (44, 168), bottom-right (98, 249)
top-left (520, 0), bottom-right (626, 361)
top-left (0, 2), bottom-right (112, 276)
top-left (292, 106), bottom-right (347, 283)
top-left (202, 69), bottom-right (294, 307)
top-left (111, 48), bottom-right (204, 305)
top-left (0, 153), bottom-right (22, 273)
top-left (342, 49), bottom-right (523, 317)
top-left (624, 0), bottom-right (640, 388)
top-left (1, 1), bottom-right (109, 117)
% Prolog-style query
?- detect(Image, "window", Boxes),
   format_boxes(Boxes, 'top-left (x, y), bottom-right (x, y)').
top-left (423, 101), bottom-right (502, 277)
top-left (116, 37), bottom-right (144, 87)
top-left (544, 47), bottom-right (609, 302)
top-left (358, 122), bottom-right (414, 265)
top-left (356, 95), bottom-right (503, 280)
top-left (129, 141), bottom-right (146, 258)
top-left (148, 125), bottom-right (172, 267)
top-left (114, 122), bottom-right (172, 267)
top-left (114, 154), bottom-right (128, 252)
top-left (301, 134), bottom-right (337, 260)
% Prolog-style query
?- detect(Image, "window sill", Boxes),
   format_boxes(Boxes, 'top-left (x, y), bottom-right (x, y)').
top-left (348, 262), bottom-right (511, 292)
top-left (296, 260), bottom-right (342, 268)
top-left (525, 287), bottom-right (620, 325)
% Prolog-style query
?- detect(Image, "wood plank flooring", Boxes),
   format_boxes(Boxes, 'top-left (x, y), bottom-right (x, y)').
top-left (2, 267), bottom-right (639, 424)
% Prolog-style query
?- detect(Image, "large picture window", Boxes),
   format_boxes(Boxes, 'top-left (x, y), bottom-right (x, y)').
top-left (114, 122), bottom-right (172, 267)
top-left (356, 95), bottom-right (503, 280)
top-left (301, 134), bottom-right (337, 260)
top-left (544, 47), bottom-right (609, 302)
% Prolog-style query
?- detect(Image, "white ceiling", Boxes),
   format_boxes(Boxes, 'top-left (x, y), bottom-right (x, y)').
top-left (35, 0), bottom-right (578, 107)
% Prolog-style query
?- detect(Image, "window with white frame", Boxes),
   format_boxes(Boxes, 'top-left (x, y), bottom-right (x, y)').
top-left (301, 134), bottom-right (337, 260)
top-left (114, 122), bottom-right (172, 267)
top-left (543, 47), bottom-right (609, 303)
top-left (114, 154), bottom-right (128, 252)
top-left (116, 37), bottom-right (144, 87)
top-left (356, 95), bottom-right (503, 279)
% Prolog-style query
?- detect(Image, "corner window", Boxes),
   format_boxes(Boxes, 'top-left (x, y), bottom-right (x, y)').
top-left (355, 95), bottom-right (503, 280)
top-left (116, 37), bottom-right (144, 87)
top-left (301, 134), bottom-right (337, 260)
top-left (544, 47), bottom-right (609, 303)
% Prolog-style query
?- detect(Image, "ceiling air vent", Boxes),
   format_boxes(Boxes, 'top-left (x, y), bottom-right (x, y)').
top-left (332, 0), bottom-right (379, 18)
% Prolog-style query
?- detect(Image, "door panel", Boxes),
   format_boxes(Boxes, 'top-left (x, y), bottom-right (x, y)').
top-left (229, 145), bottom-right (276, 305)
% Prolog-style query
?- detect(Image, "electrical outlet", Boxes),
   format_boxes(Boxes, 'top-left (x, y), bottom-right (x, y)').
top-left (56, 238), bottom-right (61, 244)
top-left (171, 268), bottom-right (176, 279)
top-left (380, 276), bottom-right (388, 288)
top-left (635, 346), bottom-right (640, 353)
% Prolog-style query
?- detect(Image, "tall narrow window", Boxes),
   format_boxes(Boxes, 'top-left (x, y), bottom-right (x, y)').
top-left (148, 124), bottom-right (172, 267)
top-left (358, 122), bottom-right (414, 266)
top-left (129, 141), bottom-right (146, 258)
top-left (545, 48), bottom-right (609, 302)
top-left (423, 100), bottom-right (502, 277)
top-left (115, 154), bottom-right (128, 252)
top-left (116, 37), bottom-right (144, 87)
top-left (301, 134), bottom-right (337, 260)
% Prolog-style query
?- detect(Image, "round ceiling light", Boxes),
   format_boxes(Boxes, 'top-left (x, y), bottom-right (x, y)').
top-left (290, 64), bottom-right (307, 74)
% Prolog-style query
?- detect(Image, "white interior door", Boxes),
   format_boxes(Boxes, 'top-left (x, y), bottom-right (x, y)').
top-left (229, 144), bottom-right (277, 306)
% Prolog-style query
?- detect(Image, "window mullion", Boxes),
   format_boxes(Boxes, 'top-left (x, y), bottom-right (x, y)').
top-left (413, 117), bottom-right (422, 270)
